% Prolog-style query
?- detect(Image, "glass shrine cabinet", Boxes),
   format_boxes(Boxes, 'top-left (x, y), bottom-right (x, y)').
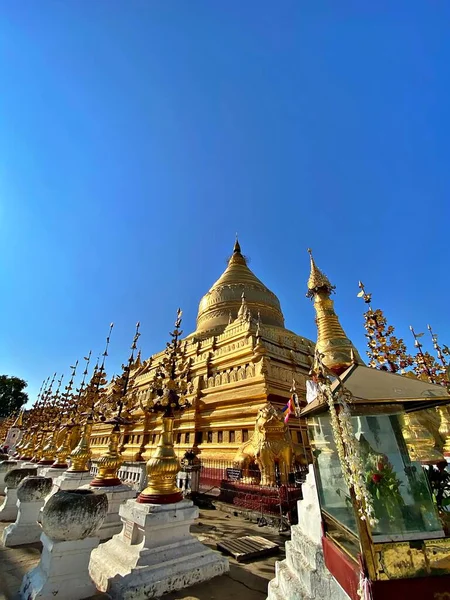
top-left (301, 365), bottom-right (450, 600)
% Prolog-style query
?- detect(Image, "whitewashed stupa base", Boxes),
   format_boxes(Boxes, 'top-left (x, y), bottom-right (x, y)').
top-left (3, 498), bottom-right (45, 546)
top-left (52, 470), bottom-right (93, 492)
top-left (0, 488), bottom-right (19, 522)
top-left (37, 467), bottom-right (66, 479)
top-left (81, 483), bottom-right (136, 541)
top-left (20, 532), bottom-right (100, 600)
top-left (89, 498), bottom-right (229, 599)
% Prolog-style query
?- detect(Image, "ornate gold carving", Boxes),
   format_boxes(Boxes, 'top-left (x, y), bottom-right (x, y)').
top-left (438, 405), bottom-right (450, 455)
top-left (39, 431), bottom-right (58, 464)
top-left (90, 425), bottom-right (123, 486)
top-left (401, 412), bottom-right (445, 464)
top-left (52, 426), bottom-right (72, 468)
top-left (374, 537), bottom-right (450, 580)
top-left (68, 418), bottom-right (93, 472)
top-left (138, 417), bottom-right (182, 502)
top-left (234, 403), bottom-right (306, 486)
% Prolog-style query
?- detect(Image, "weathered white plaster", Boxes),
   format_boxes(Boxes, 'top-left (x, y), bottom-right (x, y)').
top-left (37, 467), bottom-right (66, 479)
top-left (0, 488), bottom-right (19, 522)
top-left (0, 461), bottom-right (18, 494)
top-left (20, 489), bottom-right (108, 599)
top-left (52, 470), bottom-right (93, 493)
top-left (5, 427), bottom-right (23, 453)
top-left (89, 498), bottom-right (229, 599)
top-left (81, 483), bottom-right (136, 541)
top-left (267, 465), bottom-right (350, 600)
top-left (20, 533), bottom-right (100, 600)
top-left (0, 468), bottom-right (38, 521)
top-left (2, 476), bottom-right (52, 546)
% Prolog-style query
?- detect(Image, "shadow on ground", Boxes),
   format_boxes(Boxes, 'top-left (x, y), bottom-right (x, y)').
top-left (0, 504), bottom-right (285, 600)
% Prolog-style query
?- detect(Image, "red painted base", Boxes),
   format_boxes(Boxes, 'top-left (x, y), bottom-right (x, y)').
top-left (19, 456), bottom-right (32, 461)
top-left (90, 477), bottom-right (122, 488)
top-left (136, 491), bottom-right (183, 504)
top-left (50, 463), bottom-right (68, 469)
top-left (37, 460), bottom-right (54, 466)
top-left (322, 536), bottom-right (360, 600)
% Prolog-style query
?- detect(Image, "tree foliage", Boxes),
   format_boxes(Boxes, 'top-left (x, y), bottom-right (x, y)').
top-left (0, 375), bottom-right (28, 418)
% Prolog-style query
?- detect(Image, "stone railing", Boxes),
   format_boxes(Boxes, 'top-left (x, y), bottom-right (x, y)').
top-left (89, 460), bottom-right (199, 495)
top-left (90, 461), bottom-right (148, 491)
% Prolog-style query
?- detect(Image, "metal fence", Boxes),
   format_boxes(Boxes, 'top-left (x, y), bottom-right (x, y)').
top-left (197, 458), bottom-right (308, 524)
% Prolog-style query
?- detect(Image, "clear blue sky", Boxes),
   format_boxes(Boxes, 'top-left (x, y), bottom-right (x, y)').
top-left (1, 2), bottom-right (449, 405)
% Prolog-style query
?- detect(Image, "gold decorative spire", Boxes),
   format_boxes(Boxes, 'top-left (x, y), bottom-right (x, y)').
top-left (13, 411), bottom-right (24, 428)
top-left (306, 248), bottom-right (335, 296)
top-left (306, 249), bottom-right (363, 375)
top-left (233, 233), bottom-right (241, 255)
top-left (196, 238), bottom-right (284, 334)
top-left (133, 349), bottom-right (142, 371)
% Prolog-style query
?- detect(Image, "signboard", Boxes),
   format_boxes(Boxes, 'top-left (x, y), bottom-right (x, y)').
top-left (226, 468), bottom-right (242, 481)
top-left (123, 519), bottom-right (134, 543)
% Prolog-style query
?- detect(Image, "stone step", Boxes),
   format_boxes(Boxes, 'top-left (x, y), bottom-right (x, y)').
top-left (275, 560), bottom-right (311, 600)
top-left (285, 541), bottom-right (315, 597)
top-left (290, 526), bottom-right (322, 570)
top-left (285, 539), bottom-right (348, 600)
top-left (267, 578), bottom-right (285, 600)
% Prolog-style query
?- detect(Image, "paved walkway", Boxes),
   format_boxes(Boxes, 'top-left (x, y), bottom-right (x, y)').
top-left (0, 506), bottom-right (285, 600)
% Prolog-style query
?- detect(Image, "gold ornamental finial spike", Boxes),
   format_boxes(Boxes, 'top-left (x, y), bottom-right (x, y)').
top-left (234, 233), bottom-right (241, 254)
top-left (306, 250), bottom-right (363, 375)
top-left (100, 323), bottom-right (114, 370)
top-left (228, 235), bottom-right (246, 266)
top-left (306, 248), bottom-right (335, 297)
top-left (13, 411), bottom-right (24, 428)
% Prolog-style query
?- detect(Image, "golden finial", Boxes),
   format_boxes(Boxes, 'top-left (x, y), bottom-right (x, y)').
top-left (228, 235), bottom-right (246, 266)
top-left (116, 321), bottom-right (141, 419)
top-left (13, 411), bottom-right (24, 428)
top-left (91, 322), bottom-right (140, 487)
top-left (138, 310), bottom-right (190, 504)
top-left (306, 248), bottom-right (335, 297)
top-left (306, 250), bottom-right (362, 374)
top-left (133, 349), bottom-right (142, 370)
top-left (234, 233), bottom-right (241, 254)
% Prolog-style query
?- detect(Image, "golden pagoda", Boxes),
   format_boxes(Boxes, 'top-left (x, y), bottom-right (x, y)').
top-left (89, 240), bottom-right (314, 466)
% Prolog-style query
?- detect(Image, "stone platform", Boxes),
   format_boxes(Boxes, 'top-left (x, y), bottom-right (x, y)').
top-left (89, 498), bottom-right (229, 599)
top-left (0, 502), bottom-right (283, 600)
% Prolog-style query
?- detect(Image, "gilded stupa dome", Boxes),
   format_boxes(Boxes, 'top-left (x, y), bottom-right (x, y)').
top-left (196, 240), bottom-right (285, 335)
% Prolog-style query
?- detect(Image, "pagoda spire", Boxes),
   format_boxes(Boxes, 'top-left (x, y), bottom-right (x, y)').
top-left (233, 233), bottom-right (241, 254)
top-left (13, 411), bottom-right (24, 428)
top-left (306, 248), bottom-right (335, 295)
top-left (228, 235), bottom-right (246, 266)
top-left (306, 249), bottom-right (363, 375)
